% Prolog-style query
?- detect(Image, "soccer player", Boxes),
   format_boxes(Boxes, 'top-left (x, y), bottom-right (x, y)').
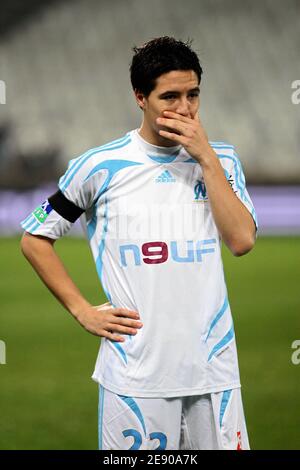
top-left (21, 37), bottom-right (257, 450)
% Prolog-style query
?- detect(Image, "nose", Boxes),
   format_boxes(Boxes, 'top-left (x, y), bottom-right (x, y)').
top-left (175, 98), bottom-right (190, 116)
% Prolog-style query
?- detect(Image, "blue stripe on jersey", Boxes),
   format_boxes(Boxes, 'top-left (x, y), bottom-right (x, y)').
top-left (209, 141), bottom-right (234, 149)
top-left (211, 145), bottom-right (235, 150)
top-left (59, 134), bottom-right (130, 188)
top-left (217, 154), bottom-right (258, 227)
top-left (98, 385), bottom-right (105, 450)
top-left (103, 288), bottom-right (113, 306)
top-left (94, 197), bottom-right (128, 364)
top-left (147, 154), bottom-right (177, 163)
top-left (87, 204), bottom-right (98, 241)
top-left (21, 214), bottom-right (36, 230)
top-left (117, 395), bottom-right (147, 436)
top-left (59, 136), bottom-right (131, 192)
top-left (222, 155), bottom-right (246, 199)
top-left (234, 152), bottom-right (251, 208)
top-left (22, 216), bottom-right (40, 233)
top-left (21, 214), bottom-right (34, 227)
top-left (95, 196), bottom-right (109, 282)
top-left (111, 342), bottom-right (128, 365)
top-left (86, 159), bottom-right (143, 202)
top-left (205, 296), bottom-right (229, 342)
top-left (219, 389), bottom-right (232, 427)
top-left (207, 324), bottom-right (235, 362)
top-left (29, 221), bottom-right (42, 233)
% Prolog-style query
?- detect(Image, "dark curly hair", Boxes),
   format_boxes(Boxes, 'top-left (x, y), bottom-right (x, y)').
top-left (130, 36), bottom-right (203, 96)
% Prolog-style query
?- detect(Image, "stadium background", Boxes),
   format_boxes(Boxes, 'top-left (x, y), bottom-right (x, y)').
top-left (0, 0), bottom-right (299, 449)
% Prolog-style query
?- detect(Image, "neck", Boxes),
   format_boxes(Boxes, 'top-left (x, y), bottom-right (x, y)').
top-left (138, 120), bottom-right (177, 147)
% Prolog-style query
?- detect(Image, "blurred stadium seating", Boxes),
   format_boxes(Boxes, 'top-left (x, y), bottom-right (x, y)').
top-left (0, 0), bottom-right (299, 452)
top-left (0, 0), bottom-right (299, 232)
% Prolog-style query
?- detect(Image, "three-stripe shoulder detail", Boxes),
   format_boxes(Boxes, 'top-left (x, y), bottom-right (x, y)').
top-left (59, 134), bottom-right (131, 192)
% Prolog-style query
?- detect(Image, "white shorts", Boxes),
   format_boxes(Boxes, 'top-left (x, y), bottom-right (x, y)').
top-left (98, 385), bottom-right (250, 450)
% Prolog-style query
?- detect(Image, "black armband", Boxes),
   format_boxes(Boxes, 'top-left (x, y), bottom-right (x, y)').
top-left (48, 190), bottom-right (84, 223)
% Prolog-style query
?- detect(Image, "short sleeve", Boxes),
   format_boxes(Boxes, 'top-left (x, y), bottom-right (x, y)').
top-left (58, 150), bottom-right (105, 209)
top-left (223, 148), bottom-right (258, 231)
top-left (20, 149), bottom-right (107, 239)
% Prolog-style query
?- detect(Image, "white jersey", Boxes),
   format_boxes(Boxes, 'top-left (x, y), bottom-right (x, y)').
top-left (21, 129), bottom-right (257, 398)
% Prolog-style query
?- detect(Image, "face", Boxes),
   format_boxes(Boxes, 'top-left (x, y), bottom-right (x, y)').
top-left (135, 69), bottom-right (200, 146)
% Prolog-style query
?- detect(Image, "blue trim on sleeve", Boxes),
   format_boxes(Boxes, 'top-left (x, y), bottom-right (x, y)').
top-left (21, 214), bottom-right (34, 228)
top-left (209, 141), bottom-right (235, 150)
top-left (29, 221), bottom-right (42, 233)
top-left (22, 216), bottom-right (41, 233)
top-left (217, 153), bottom-right (258, 228)
top-left (21, 215), bottom-right (37, 231)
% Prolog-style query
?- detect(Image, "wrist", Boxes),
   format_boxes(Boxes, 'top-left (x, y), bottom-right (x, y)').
top-left (68, 298), bottom-right (93, 320)
top-left (197, 149), bottom-right (219, 170)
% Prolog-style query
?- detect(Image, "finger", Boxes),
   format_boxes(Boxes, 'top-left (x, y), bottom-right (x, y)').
top-left (162, 110), bottom-right (193, 124)
top-left (193, 112), bottom-right (200, 122)
top-left (158, 129), bottom-right (186, 145)
top-left (88, 327), bottom-right (125, 342)
top-left (107, 323), bottom-right (140, 335)
top-left (156, 117), bottom-right (187, 133)
top-left (112, 308), bottom-right (140, 319)
top-left (96, 306), bottom-right (139, 318)
top-left (103, 331), bottom-right (125, 342)
top-left (109, 316), bottom-right (143, 327)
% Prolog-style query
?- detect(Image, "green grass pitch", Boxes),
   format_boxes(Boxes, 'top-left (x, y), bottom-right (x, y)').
top-left (0, 236), bottom-right (299, 449)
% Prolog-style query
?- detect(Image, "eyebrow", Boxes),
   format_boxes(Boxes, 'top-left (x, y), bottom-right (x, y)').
top-left (158, 87), bottom-right (200, 98)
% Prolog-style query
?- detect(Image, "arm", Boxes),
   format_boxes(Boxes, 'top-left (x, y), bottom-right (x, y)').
top-left (157, 111), bottom-right (256, 256)
top-left (199, 153), bottom-right (256, 256)
top-left (20, 232), bottom-right (142, 342)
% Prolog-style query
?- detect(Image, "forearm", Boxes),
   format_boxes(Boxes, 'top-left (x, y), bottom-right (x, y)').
top-left (201, 151), bottom-right (256, 256)
top-left (156, 111), bottom-right (256, 255)
top-left (20, 232), bottom-right (142, 340)
top-left (20, 232), bottom-right (91, 318)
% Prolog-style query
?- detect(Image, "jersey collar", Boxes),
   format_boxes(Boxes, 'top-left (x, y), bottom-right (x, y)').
top-left (132, 129), bottom-right (182, 163)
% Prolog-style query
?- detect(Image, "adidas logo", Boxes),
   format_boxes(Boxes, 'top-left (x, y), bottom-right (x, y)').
top-left (155, 170), bottom-right (176, 183)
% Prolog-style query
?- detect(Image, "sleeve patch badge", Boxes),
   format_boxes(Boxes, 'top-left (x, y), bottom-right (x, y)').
top-left (33, 200), bottom-right (53, 224)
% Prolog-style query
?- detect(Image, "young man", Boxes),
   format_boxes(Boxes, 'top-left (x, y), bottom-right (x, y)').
top-left (21, 37), bottom-right (257, 450)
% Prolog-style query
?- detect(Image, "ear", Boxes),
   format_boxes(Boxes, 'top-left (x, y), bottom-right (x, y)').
top-left (134, 90), bottom-right (146, 110)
